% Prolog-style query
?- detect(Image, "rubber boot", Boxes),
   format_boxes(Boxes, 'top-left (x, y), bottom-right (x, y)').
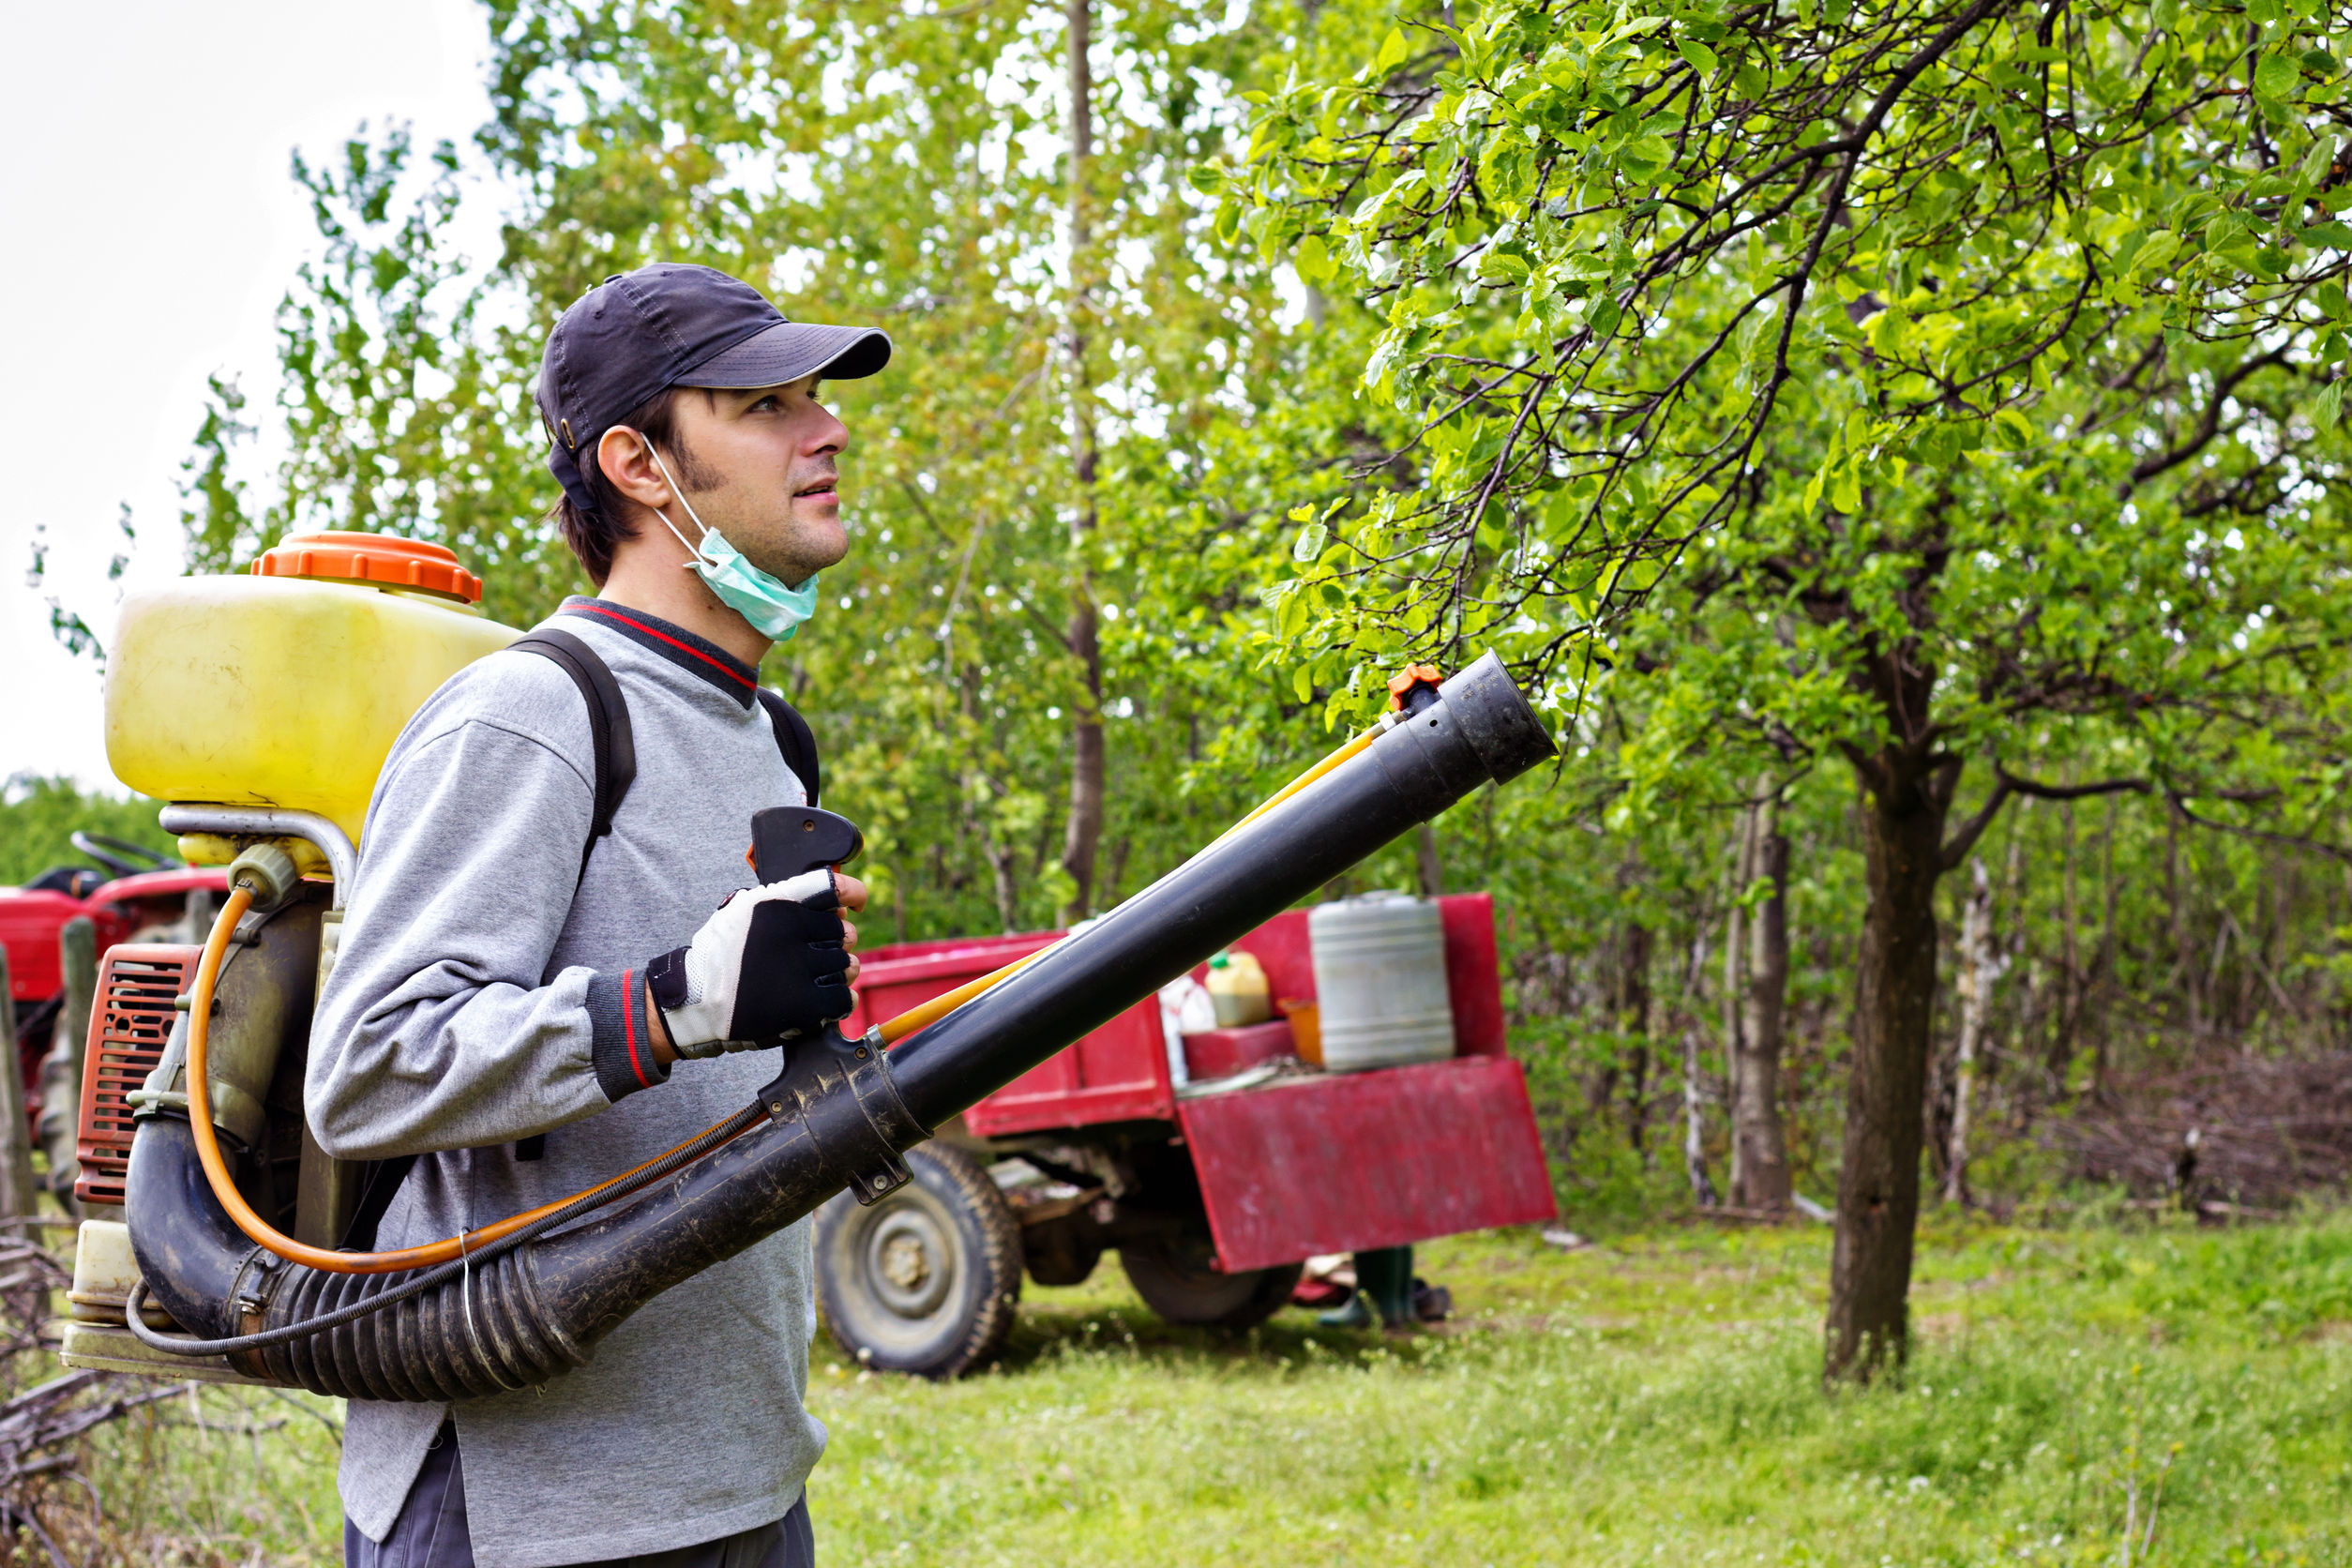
top-left (1359, 1245), bottom-right (1416, 1328)
top-left (1317, 1289), bottom-right (1373, 1329)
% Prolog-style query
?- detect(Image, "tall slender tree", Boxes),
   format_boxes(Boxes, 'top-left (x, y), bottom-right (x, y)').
top-left (1230, 0), bottom-right (2352, 1379)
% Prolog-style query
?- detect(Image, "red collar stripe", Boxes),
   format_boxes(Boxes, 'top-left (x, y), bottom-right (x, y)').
top-left (564, 604), bottom-right (756, 692)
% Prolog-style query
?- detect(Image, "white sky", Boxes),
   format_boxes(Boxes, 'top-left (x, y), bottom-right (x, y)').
top-left (0, 0), bottom-right (498, 793)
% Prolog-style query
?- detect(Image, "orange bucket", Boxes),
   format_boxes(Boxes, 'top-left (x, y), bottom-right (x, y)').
top-left (1278, 998), bottom-right (1321, 1066)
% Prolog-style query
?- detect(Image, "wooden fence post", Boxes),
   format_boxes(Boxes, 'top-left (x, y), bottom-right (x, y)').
top-left (0, 951), bottom-right (42, 1224)
top-left (40, 917), bottom-right (98, 1215)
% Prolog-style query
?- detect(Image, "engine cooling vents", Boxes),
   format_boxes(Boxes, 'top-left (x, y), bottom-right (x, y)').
top-left (74, 944), bottom-right (198, 1209)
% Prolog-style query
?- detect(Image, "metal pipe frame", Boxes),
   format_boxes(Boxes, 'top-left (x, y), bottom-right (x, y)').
top-left (157, 805), bottom-right (359, 910)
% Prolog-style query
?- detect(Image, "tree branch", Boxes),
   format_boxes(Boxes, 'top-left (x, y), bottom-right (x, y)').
top-left (1997, 767), bottom-right (2151, 802)
top-left (1938, 775), bottom-right (2011, 870)
top-left (1938, 766), bottom-right (2150, 870)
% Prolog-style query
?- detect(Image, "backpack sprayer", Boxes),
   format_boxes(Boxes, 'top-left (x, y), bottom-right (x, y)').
top-left (65, 532), bottom-right (1554, 1398)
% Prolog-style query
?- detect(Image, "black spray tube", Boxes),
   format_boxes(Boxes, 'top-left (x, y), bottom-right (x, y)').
top-left (127, 653), bottom-right (1554, 1399)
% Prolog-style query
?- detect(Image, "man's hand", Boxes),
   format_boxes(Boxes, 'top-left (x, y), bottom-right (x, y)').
top-left (645, 872), bottom-right (869, 1066)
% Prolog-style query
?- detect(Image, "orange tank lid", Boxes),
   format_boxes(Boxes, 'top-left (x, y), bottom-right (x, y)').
top-left (249, 531), bottom-right (482, 604)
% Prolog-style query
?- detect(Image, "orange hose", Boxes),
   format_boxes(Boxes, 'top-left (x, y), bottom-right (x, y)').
top-left (874, 944), bottom-right (1052, 1046)
top-left (185, 883), bottom-right (759, 1274)
top-left (189, 710), bottom-right (1398, 1269)
top-left (1214, 717), bottom-right (1389, 843)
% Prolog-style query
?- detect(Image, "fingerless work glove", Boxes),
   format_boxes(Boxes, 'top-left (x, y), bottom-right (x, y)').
top-left (647, 868), bottom-right (852, 1057)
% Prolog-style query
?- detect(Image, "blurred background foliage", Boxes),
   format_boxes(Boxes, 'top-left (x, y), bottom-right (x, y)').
top-left (0, 780), bottom-right (168, 892)
top-left (17, 0), bottom-right (2338, 1363)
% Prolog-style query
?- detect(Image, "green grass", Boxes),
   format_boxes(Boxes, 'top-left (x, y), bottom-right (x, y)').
top-left (806, 1214), bottom-right (2352, 1566)
top-left (45, 1211), bottom-right (2352, 1565)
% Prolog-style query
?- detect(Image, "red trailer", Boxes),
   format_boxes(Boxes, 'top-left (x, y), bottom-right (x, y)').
top-left (813, 892), bottom-right (1557, 1376)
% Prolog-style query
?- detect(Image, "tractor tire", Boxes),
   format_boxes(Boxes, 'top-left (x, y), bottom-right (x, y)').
top-left (1118, 1235), bottom-right (1304, 1329)
top-left (814, 1143), bottom-right (1021, 1379)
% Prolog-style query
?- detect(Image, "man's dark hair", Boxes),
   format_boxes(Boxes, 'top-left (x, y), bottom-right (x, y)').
top-left (552, 386), bottom-right (707, 586)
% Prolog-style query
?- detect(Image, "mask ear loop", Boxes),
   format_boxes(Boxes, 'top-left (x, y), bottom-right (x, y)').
top-left (641, 444), bottom-right (716, 570)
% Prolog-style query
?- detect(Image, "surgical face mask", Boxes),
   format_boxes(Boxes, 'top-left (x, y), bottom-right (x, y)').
top-left (643, 445), bottom-right (822, 642)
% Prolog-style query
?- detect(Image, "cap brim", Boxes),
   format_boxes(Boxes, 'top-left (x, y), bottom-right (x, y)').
top-left (677, 320), bottom-right (893, 388)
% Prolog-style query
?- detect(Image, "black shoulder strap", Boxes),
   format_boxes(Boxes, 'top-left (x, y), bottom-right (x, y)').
top-left (341, 1153), bottom-right (418, 1250)
top-left (510, 629), bottom-right (637, 883)
top-left (757, 688), bottom-right (822, 807)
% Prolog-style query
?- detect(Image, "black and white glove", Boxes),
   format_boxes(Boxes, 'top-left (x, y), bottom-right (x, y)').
top-left (647, 869), bottom-right (852, 1058)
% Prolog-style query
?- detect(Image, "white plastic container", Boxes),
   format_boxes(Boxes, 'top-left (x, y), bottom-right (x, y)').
top-left (1308, 893), bottom-right (1455, 1073)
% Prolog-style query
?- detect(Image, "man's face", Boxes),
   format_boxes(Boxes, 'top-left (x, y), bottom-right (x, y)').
top-left (664, 376), bottom-right (852, 585)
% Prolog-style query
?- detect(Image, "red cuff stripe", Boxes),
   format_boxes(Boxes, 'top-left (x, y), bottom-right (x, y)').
top-left (621, 967), bottom-right (653, 1089)
top-left (564, 604), bottom-right (756, 690)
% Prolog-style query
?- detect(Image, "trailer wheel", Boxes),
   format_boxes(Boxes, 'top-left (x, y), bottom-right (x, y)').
top-left (1118, 1235), bottom-right (1304, 1329)
top-left (814, 1143), bottom-right (1021, 1379)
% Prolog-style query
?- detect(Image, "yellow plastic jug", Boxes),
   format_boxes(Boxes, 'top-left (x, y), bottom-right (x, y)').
top-left (1205, 949), bottom-right (1273, 1028)
top-left (106, 533), bottom-right (523, 847)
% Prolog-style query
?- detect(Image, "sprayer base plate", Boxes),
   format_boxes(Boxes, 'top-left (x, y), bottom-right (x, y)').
top-left (57, 1320), bottom-right (275, 1386)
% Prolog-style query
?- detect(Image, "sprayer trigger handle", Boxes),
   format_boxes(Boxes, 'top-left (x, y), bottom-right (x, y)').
top-left (750, 807), bottom-right (864, 884)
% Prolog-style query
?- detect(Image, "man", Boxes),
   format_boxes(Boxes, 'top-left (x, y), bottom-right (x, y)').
top-left (309, 263), bottom-right (891, 1568)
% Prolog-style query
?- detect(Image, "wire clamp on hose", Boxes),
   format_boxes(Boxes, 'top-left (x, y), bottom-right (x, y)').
top-left (456, 1229), bottom-right (523, 1394)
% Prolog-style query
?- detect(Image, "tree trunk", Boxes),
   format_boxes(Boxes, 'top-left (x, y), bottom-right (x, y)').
top-left (1944, 858), bottom-right (1995, 1207)
top-left (2167, 807), bottom-right (2199, 1037)
top-left (1732, 782), bottom-right (1792, 1212)
top-left (1824, 750), bottom-right (1948, 1384)
top-left (1681, 1020), bottom-right (1718, 1206)
top-left (961, 664), bottom-right (1021, 933)
top-left (2053, 798), bottom-right (2081, 1089)
top-left (1722, 806), bottom-right (1753, 1198)
top-left (1681, 921), bottom-right (1718, 1205)
top-left (40, 916), bottom-right (98, 1214)
top-left (1056, 0), bottom-right (1106, 924)
top-left (2093, 792), bottom-right (2118, 1090)
top-left (1618, 918), bottom-right (1652, 1153)
top-left (1414, 822), bottom-right (1444, 897)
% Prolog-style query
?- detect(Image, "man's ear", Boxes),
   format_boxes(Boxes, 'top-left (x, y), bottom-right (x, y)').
top-left (596, 426), bottom-right (676, 513)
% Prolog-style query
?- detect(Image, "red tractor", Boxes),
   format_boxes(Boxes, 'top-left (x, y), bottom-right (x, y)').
top-left (0, 835), bottom-right (227, 1134)
top-left (812, 893), bottom-right (1557, 1376)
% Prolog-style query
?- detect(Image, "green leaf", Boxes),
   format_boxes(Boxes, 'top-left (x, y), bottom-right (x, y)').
top-left (1588, 297), bottom-right (1622, 339)
top-left (1292, 664), bottom-right (1316, 702)
top-left (2315, 379), bottom-right (2344, 430)
top-left (2131, 233), bottom-right (2180, 277)
top-left (1295, 234), bottom-right (1334, 285)
top-left (1376, 28), bottom-right (1409, 73)
top-left (2255, 53), bottom-right (2301, 100)
top-left (1621, 134), bottom-right (1673, 175)
top-left (1993, 407), bottom-right (2039, 450)
top-left (2301, 221), bottom-right (2352, 249)
top-left (1292, 520), bottom-right (1330, 563)
top-left (1677, 39), bottom-right (1720, 74)
top-left (1830, 460), bottom-right (1862, 514)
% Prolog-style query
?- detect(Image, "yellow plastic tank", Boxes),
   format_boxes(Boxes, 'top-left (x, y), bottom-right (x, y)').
top-left (106, 533), bottom-right (523, 846)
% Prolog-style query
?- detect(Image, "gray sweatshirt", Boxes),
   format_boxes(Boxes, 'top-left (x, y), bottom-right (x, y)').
top-left (308, 596), bottom-right (827, 1568)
